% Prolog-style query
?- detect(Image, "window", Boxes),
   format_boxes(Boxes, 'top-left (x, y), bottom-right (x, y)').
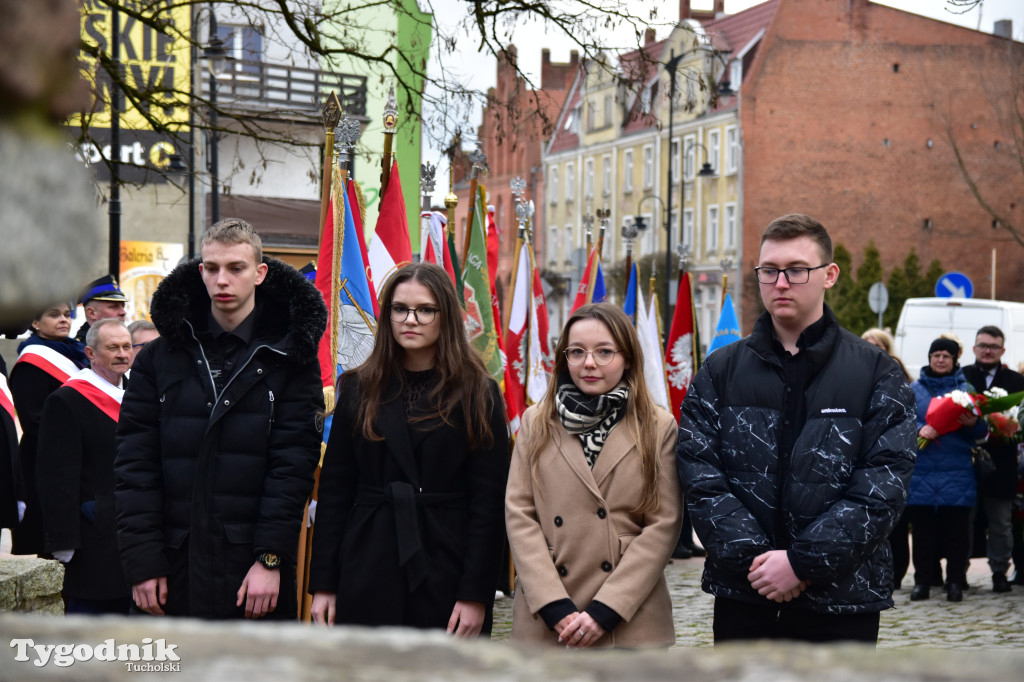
top-left (707, 129), bottom-right (721, 174)
top-left (566, 163), bottom-right (575, 201)
top-left (548, 226), bottom-right (559, 265)
top-left (683, 134), bottom-right (696, 180)
top-left (706, 205), bottom-right (719, 253)
top-left (671, 138), bottom-right (680, 181)
top-left (602, 155), bottom-right (612, 197)
top-left (730, 60), bottom-right (742, 91)
top-left (549, 167), bottom-right (559, 205)
top-left (587, 101), bottom-right (596, 131)
top-left (725, 125), bottom-right (739, 174)
top-left (603, 95), bottom-right (612, 127)
top-left (584, 158), bottom-right (595, 198)
top-left (640, 213), bottom-right (656, 255)
top-left (218, 25), bottom-right (263, 75)
top-left (724, 203), bottom-right (737, 249)
top-left (642, 144), bottom-right (654, 189)
top-left (683, 208), bottom-right (694, 252)
top-left (565, 225), bottom-right (574, 255)
top-left (623, 150), bottom-right (634, 193)
top-left (670, 209), bottom-right (679, 252)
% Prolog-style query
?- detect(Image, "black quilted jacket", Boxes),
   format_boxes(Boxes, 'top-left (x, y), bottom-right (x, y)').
top-left (115, 257), bottom-right (326, 618)
top-left (677, 307), bottom-right (916, 614)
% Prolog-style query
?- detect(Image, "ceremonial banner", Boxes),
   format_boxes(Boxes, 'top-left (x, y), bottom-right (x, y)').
top-left (665, 272), bottom-right (698, 418)
top-left (347, 178), bottom-right (379, 317)
top-left (423, 211), bottom-right (457, 286)
top-left (462, 186), bottom-right (503, 381)
top-left (504, 242), bottom-right (531, 433)
top-left (119, 241), bottom-right (183, 322)
top-left (707, 293), bottom-right (742, 356)
top-left (368, 159), bottom-right (412, 296)
top-left (638, 291), bottom-right (670, 410)
top-left (526, 255), bottom-right (553, 405)
top-left (623, 263), bottom-right (639, 324)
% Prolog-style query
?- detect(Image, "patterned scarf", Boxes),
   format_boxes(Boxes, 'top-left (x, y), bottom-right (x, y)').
top-left (555, 374), bottom-right (629, 468)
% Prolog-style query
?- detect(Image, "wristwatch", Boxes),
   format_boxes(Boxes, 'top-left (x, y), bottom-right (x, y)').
top-left (257, 552), bottom-right (281, 569)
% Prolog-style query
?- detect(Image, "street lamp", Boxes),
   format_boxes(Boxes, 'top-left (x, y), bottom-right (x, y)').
top-left (664, 50), bottom-right (684, 334)
top-left (202, 13), bottom-right (230, 226)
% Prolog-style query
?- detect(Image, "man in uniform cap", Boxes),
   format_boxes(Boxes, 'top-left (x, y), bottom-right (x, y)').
top-left (75, 275), bottom-right (127, 343)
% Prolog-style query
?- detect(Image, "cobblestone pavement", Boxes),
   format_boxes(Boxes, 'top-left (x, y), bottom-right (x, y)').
top-left (491, 556), bottom-right (1024, 649)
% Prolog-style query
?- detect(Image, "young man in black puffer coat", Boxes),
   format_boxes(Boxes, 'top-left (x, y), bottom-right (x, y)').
top-left (677, 214), bottom-right (916, 644)
top-left (115, 218), bottom-right (326, 620)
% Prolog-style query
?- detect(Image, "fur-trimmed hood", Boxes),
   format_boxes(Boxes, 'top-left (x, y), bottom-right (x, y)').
top-left (150, 257), bottom-right (327, 363)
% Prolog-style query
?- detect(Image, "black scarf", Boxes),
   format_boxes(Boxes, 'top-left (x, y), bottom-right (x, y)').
top-left (17, 333), bottom-right (89, 369)
top-left (555, 373), bottom-right (629, 468)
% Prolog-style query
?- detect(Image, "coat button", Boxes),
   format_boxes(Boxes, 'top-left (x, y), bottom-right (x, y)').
top-left (554, 516), bottom-right (563, 527)
top-left (558, 565), bottom-right (568, 577)
top-left (224, 399), bottom-right (230, 406)
top-left (257, 368), bottom-right (263, 375)
top-left (597, 508), bottom-right (607, 519)
top-left (197, 360), bottom-right (203, 365)
top-left (601, 561), bottom-right (612, 572)
top-left (207, 402), bottom-right (213, 408)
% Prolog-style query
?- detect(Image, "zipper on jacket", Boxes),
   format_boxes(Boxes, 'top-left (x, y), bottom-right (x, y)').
top-left (268, 389), bottom-right (275, 434)
top-left (183, 319), bottom-right (287, 408)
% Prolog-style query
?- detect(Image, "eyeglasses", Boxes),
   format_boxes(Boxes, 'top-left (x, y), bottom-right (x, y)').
top-left (388, 304), bottom-right (438, 325)
top-left (754, 264), bottom-right (829, 285)
top-left (564, 347), bottom-right (620, 366)
top-left (975, 343), bottom-right (1003, 351)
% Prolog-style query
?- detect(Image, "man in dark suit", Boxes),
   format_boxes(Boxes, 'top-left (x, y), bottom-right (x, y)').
top-left (963, 325), bottom-right (1024, 594)
top-left (37, 319), bottom-right (132, 614)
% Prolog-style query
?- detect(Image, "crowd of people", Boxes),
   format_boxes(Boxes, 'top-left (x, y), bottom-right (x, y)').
top-left (0, 214), bottom-right (1021, 648)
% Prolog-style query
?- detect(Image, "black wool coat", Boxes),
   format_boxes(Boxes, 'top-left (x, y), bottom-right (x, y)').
top-left (0, 362), bottom-right (19, 531)
top-left (963, 363), bottom-right (1024, 499)
top-left (115, 257), bottom-right (326, 619)
top-left (308, 373), bottom-right (509, 631)
top-left (37, 381), bottom-right (129, 600)
top-left (9, 360), bottom-right (65, 554)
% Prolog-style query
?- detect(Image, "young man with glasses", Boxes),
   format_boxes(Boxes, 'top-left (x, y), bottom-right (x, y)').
top-left (962, 326), bottom-right (1024, 592)
top-left (677, 213), bottom-right (916, 644)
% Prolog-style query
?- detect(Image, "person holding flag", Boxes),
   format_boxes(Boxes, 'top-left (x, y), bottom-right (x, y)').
top-left (506, 303), bottom-right (681, 648)
top-left (309, 263), bottom-right (509, 637)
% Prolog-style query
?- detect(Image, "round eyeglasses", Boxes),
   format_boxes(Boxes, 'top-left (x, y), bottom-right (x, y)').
top-left (754, 264), bottom-right (829, 284)
top-left (564, 347), bottom-right (620, 366)
top-left (388, 304), bottom-right (438, 324)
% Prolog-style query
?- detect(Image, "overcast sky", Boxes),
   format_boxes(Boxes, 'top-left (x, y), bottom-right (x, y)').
top-left (421, 0), bottom-right (1024, 203)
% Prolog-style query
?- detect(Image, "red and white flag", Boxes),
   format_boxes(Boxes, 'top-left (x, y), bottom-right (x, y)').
top-left (665, 272), bottom-right (698, 419)
top-left (422, 211), bottom-right (457, 287)
top-left (526, 256), bottom-right (553, 404)
top-left (367, 160), bottom-right (412, 295)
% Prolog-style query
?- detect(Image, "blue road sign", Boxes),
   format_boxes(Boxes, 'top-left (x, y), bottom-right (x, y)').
top-left (935, 271), bottom-right (973, 299)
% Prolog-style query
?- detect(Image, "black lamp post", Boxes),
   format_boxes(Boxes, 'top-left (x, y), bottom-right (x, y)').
top-left (664, 50), bottom-right (684, 334)
top-left (109, 7), bottom-right (123, 278)
top-left (203, 10), bottom-right (229, 226)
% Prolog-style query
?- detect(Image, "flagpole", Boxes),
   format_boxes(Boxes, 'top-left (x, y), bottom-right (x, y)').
top-left (418, 162), bottom-right (436, 264)
top-left (720, 257), bottom-right (733, 308)
top-left (678, 245), bottom-right (701, 371)
top-left (336, 116), bottom-right (360, 181)
top-left (318, 93), bottom-right (342, 252)
top-left (503, 177), bottom-right (529, 339)
top-left (462, 146), bottom-right (489, 264)
top-left (381, 84), bottom-right (398, 195)
top-left (587, 209), bottom-right (609, 305)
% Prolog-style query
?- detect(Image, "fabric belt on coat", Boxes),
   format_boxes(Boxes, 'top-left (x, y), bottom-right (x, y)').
top-left (355, 482), bottom-right (468, 592)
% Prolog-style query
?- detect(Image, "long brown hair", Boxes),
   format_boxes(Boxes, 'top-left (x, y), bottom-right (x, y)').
top-left (534, 303), bottom-right (663, 513)
top-left (347, 263), bottom-right (498, 449)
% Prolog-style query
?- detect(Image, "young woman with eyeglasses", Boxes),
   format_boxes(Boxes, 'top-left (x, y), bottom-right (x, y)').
top-left (506, 302), bottom-right (681, 648)
top-left (308, 263), bottom-right (509, 637)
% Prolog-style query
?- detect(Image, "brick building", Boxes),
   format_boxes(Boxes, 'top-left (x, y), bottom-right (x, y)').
top-left (452, 45), bottom-right (577, 307)
top-left (740, 0), bottom-right (1024, 328)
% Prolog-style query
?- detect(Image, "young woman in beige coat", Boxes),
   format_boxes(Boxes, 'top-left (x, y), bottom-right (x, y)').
top-left (506, 303), bottom-right (682, 649)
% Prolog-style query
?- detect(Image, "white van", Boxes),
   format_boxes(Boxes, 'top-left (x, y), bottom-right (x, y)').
top-left (893, 297), bottom-right (1024, 379)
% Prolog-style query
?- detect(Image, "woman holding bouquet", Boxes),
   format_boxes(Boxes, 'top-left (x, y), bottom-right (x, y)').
top-left (907, 337), bottom-right (988, 602)
top-left (506, 303), bottom-right (681, 649)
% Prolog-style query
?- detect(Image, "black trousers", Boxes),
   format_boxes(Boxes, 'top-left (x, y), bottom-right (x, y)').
top-left (888, 510), bottom-right (910, 587)
top-left (713, 598), bottom-right (880, 644)
top-left (907, 504), bottom-right (971, 587)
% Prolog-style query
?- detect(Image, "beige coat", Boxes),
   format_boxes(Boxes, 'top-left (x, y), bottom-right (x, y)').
top-left (506, 403), bottom-right (682, 648)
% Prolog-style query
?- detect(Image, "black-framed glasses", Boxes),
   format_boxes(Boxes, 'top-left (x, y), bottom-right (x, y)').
top-left (564, 347), bottom-right (620, 366)
top-left (754, 264), bottom-right (829, 285)
top-left (388, 304), bottom-right (438, 324)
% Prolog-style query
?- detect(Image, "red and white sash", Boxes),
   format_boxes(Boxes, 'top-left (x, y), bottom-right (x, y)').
top-left (0, 373), bottom-right (15, 422)
top-left (16, 345), bottom-right (81, 384)
top-left (64, 369), bottom-right (124, 423)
